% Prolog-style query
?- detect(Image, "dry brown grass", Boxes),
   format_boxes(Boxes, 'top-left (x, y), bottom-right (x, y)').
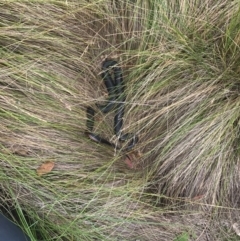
top-left (1, 0), bottom-right (240, 240)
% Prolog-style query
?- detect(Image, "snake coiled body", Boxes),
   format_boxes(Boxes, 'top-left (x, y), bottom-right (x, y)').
top-left (86, 59), bottom-right (138, 152)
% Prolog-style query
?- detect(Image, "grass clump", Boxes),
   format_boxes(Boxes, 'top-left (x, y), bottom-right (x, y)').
top-left (0, 0), bottom-right (240, 240)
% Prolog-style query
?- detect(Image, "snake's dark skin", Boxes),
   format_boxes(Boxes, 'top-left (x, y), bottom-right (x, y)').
top-left (86, 59), bottom-right (138, 152)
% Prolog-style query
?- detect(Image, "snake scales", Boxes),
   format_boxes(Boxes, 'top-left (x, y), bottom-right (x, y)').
top-left (86, 59), bottom-right (138, 152)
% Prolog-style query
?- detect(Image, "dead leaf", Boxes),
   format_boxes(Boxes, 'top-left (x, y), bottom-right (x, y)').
top-left (124, 155), bottom-right (135, 169)
top-left (37, 161), bottom-right (55, 176)
top-left (124, 151), bottom-right (142, 169)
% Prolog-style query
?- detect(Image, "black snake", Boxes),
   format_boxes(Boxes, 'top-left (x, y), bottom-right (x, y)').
top-left (86, 59), bottom-right (138, 152)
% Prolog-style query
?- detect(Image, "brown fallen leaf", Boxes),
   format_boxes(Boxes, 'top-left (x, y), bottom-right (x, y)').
top-left (125, 155), bottom-right (135, 169)
top-left (37, 161), bottom-right (55, 176)
top-left (124, 150), bottom-right (142, 169)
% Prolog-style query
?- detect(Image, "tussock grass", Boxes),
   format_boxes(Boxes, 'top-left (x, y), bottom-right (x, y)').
top-left (1, 0), bottom-right (240, 240)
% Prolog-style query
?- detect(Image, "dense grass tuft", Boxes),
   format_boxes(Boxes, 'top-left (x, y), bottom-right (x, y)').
top-left (1, 0), bottom-right (240, 240)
